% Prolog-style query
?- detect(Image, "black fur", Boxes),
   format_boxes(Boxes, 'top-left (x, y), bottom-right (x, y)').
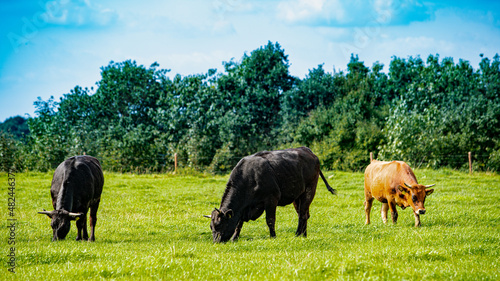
top-left (210, 147), bottom-right (335, 243)
top-left (40, 156), bottom-right (104, 241)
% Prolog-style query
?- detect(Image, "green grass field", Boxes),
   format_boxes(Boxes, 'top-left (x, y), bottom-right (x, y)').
top-left (1, 169), bottom-right (499, 280)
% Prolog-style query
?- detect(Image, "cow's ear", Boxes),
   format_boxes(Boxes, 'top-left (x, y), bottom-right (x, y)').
top-left (398, 185), bottom-right (409, 194)
top-left (426, 189), bottom-right (434, 196)
top-left (225, 209), bottom-right (234, 219)
top-left (213, 208), bottom-right (223, 218)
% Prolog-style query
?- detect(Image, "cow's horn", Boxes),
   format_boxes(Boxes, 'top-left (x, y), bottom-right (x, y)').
top-left (68, 212), bottom-right (83, 217)
top-left (214, 208), bottom-right (220, 213)
top-left (38, 209), bottom-right (52, 215)
top-left (203, 215), bottom-right (211, 218)
top-left (404, 183), bottom-right (413, 188)
top-left (425, 184), bottom-right (436, 188)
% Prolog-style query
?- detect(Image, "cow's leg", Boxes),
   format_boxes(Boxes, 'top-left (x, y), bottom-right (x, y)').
top-left (293, 198), bottom-right (311, 237)
top-left (381, 202), bottom-right (389, 224)
top-left (76, 215), bottom-right (88, 241)
top-left (364, 197), bottom-right (374, 225)
top-left (414, 213), bottom-right (421, 227)
top-left (231, 220), bottom-right (244, 241)
top-left (89, 201), bottom-right (100, 242)
top-left (388, 201), bottom-right (398, 224)
top-left (295, 179), bottom-right (318, 237)
top-left (265, 204), bottom-right (278, 238)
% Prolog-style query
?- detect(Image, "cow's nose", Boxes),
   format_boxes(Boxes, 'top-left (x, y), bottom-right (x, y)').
top-left (417, 209), bottom-right (426, 215)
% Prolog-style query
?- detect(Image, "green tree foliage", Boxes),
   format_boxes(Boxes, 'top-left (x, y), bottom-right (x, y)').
top-left (380, 55), bottom-right (500, 170)
top-left (26, 96), bottom-right (68, 171)
top-left (0, 116), bottom-right (28, 170)
top-left (25, 62), bottom-right (172, 172)
top-left (280, 64), bottom-right (341, 144)
top-left (213, 42), bottom-right (296, 171)
top-left (291, 55), bottom-right (387, 171)
top-left (9, 42), bottom-right (500, 172)
top-left (0, 132), bottom-right (24, 171)
top-left (0, 116), bottom-right (29, 140)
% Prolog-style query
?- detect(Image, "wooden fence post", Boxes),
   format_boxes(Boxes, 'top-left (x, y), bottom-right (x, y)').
top-left (370, 152), bottom-right (373, 162)
top-left (174, 153), bottom-right (178, 174)
top-left (468, 152), bottom-right (472, 174)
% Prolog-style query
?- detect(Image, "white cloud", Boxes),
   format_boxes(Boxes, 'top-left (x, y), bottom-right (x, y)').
top-left (165, 51), bottom-right (230, 73)
top-left (41, 0), bottom-right (118, 27)
top-left (277, 0), bottom-right (345, 25)
top-left (277, 0), bottom-right (433, 27)
top-left (113, 0), bottom-right (241, 39)
top-left (383, 36), bottom-right (454, 56)
top-left (1, 0), bottom-right (500, 122)
top-left (212, 0), bottom-right (255, 19)
top-left (373, 0), bottom-right (393, 24)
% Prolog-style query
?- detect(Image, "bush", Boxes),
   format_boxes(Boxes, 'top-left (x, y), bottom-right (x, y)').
top-left (488, 147), bottom-right (500, 172)
top-left (0, 132), bottom-right (23, 172)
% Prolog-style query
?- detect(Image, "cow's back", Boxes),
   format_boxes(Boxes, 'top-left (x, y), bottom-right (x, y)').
top-left (365, 160), bottom-right (418, 193)
top-left (79, 156), bottom-right (104, 198)
top-left (259, 147), bottom-right (320, 205)
top-left (224, 147), bottom-right (320, 208)
top-left (51, 156), bottom-right (104, 211)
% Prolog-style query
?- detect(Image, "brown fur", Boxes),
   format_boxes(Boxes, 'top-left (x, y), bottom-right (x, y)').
top-left (364, 160), bottom-right (434, 227)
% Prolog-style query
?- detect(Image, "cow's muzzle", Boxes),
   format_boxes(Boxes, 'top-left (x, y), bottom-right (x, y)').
top-left (416, 209), bottom-right (426, 215)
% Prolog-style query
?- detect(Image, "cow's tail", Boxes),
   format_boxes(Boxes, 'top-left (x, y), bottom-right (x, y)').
top-left (320, 170), bottom-right (336, 195)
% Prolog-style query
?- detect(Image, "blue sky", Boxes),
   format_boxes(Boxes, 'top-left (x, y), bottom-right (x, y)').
top-left (1, 0), bottom-right (499, 122)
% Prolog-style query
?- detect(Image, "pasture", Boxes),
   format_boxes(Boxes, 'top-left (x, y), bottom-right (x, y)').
top-left (1, 169), bottom-right (499, 280)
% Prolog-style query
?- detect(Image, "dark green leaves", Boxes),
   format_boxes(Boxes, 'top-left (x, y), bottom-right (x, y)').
top-left (8, 44), bottom-right (500, 173)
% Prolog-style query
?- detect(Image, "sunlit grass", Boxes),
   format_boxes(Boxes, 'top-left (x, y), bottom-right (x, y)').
top-left (1, 169), bottom-right (499, 280)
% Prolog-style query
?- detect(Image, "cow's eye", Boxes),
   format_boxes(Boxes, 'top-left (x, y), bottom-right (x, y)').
top-left (412, 195), bottom-right (418, 202)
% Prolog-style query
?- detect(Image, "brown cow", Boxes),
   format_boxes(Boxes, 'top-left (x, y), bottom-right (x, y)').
top-left (364, 160), bottom-right (435, 227)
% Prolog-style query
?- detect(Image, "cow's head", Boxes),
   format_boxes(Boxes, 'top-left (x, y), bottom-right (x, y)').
top-left (398, 183), bottom-right (435, 215)
top-left (208, 208), bottom-right (237, 243)
top-left (38, 209), bottom-right (83, 241)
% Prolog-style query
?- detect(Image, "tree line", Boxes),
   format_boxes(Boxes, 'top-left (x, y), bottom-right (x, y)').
top-left (1, 41), bottom-right (499, 173)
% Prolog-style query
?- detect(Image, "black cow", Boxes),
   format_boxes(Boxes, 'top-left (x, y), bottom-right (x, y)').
top-left (38, 155), bottom-right (104, 241)
top-left (208, 147), bottom-right (336, 243)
